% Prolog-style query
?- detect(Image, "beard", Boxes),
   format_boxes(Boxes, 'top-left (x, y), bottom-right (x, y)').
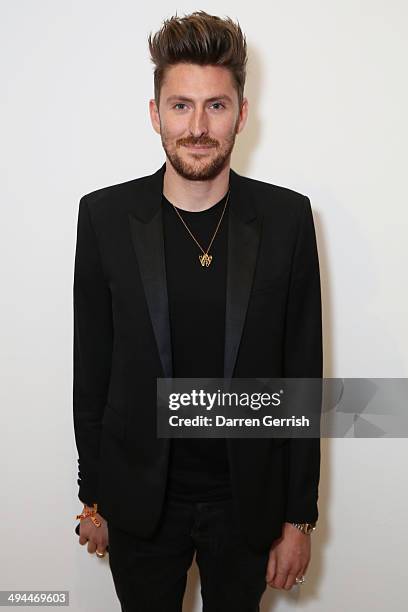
top-left (159, 118), bottom-right (239, 181)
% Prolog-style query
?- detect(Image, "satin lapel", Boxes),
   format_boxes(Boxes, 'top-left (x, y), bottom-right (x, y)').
top-left (127, 163), bottom-right (173, 378)
top-left (224, 170), bottom-right (262, 378)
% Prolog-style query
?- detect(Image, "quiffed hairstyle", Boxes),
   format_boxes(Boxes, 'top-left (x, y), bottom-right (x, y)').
top-left (148, 10), bottom-right (247, 108)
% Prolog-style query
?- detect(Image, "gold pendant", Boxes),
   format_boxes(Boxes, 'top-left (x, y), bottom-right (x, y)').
top-left (199, 253), bottom-right (212, 267)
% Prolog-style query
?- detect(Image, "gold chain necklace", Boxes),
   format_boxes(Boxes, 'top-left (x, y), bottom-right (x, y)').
top-left (170, 189), bottom-right (230, 267)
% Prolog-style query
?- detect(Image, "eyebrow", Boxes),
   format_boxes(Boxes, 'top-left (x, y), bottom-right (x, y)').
top-left (166, 94), bottom-right (233, 104)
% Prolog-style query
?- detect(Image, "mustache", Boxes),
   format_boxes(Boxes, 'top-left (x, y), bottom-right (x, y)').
top-left (177, 137), bottom-right (219, 147)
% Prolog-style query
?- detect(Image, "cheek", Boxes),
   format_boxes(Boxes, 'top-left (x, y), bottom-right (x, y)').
top-left (162, 116), bottom-right (189, 138)
top-left (214, 118), bottom-right (238, 140)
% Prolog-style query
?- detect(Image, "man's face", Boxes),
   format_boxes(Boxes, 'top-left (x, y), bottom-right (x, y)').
top-left (149, 63), bottom-right (248, 181)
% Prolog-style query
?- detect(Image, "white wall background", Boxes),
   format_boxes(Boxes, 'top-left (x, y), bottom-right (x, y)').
top-left (1, 1), bottom-right (407, 610)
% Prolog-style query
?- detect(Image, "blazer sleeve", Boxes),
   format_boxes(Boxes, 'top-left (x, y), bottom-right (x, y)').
top-left (283, 195), bottom-right (323, 524)
top-left (73, 196), bottom-right (113, 507)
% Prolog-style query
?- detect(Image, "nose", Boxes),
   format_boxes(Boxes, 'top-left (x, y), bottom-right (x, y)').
top-left (189, 107), bottom-right (209, 139)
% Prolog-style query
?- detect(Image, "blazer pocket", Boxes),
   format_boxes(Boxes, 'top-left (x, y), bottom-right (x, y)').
top-left (102, 403), bottom-right (126, 440)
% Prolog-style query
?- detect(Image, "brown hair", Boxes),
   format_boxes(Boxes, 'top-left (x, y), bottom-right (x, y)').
top-left (148, 10), bottom-right (247, 108)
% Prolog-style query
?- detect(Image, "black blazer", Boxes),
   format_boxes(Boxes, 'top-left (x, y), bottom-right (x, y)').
top-left (73, 161), bottom-right (323, 553)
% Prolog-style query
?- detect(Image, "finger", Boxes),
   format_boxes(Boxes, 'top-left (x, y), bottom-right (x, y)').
top-left (87, 539), bottom-right (97, 554)
top-left (96, 533), bottom-right (108, 550)
top-left (265, 555), bottom-right (277, 582)
top-left (266, 580), bottom-right (283, 590)
top-left (78, 534), bottom-right (88, 546)
top-left (271, 569), bottom-right (288, 590)
top-left (95, 539), bottom-right (108, 555)
top-left (283, 571), bottom-right (299, 590)
top-left (294, 564), bottom-right (308, 587)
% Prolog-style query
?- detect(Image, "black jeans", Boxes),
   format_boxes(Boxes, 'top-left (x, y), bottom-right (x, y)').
top-left (108, 496), bottom-right (270, 611)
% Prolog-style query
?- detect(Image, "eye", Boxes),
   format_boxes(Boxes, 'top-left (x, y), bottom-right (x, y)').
top-left (172, 102), bottom-right (226, 110)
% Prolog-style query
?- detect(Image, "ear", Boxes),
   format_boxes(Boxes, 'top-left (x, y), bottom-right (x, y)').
top-left (149, 98), bottom-right (161, 135)
top-left (236, 97), bottom-right (249, 135)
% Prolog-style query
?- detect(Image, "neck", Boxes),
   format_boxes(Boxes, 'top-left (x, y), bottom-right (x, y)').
top-left (162, 158), bottom-right (230, 212)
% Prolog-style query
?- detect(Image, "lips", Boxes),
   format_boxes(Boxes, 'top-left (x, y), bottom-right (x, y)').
top-left (184, 144), bottom-right (213, 149)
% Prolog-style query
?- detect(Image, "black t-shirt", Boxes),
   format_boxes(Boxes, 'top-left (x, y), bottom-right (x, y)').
top-left (162, 190), bottom-right (232, 502)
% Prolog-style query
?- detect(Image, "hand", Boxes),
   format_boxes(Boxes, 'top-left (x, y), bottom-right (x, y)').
top-left (265, 522), bottom-right (311, 590)
top-left (78, 511), bottom-right (109, 557)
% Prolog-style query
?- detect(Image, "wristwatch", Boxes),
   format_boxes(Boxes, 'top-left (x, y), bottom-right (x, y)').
top-left (291, 522), bottom-right (316, 535)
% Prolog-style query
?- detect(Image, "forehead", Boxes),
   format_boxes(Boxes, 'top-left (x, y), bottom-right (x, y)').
top-left (162, 63), bottom-right (235, 97)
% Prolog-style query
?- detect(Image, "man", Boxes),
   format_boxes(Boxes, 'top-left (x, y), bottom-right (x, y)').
top-left (73, 10), bottom-right (322, 612)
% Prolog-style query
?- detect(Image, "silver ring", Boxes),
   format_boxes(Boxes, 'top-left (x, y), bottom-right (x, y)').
top-left (295, 575), bottom-right (305, 584)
